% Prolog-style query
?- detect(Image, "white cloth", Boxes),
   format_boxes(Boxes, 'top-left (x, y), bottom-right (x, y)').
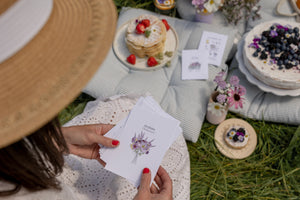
top-left (0, 95), bottom-right (190, 199)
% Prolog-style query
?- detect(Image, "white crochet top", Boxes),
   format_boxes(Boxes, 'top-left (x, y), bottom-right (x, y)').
top-left (0, 95), bottom-right (190, 200)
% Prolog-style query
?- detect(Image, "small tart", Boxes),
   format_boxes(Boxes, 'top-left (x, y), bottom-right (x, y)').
top-left (224, 126), bottom-right (249, 149)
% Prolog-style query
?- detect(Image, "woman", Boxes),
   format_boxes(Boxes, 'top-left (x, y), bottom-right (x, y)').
top-left (0, 0), bottom-right (173, 199)
top-left (0, 120), bottom-right (172, 199)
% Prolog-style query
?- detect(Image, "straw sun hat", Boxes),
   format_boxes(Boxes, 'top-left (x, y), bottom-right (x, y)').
top-left (0, 0), bottom-right (117, 148)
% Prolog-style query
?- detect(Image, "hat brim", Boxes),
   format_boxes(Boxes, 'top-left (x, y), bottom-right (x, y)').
top-left (0, 0), bottom-right (117, 148)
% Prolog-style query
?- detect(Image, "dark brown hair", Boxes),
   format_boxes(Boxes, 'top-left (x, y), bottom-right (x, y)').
top-left (0, 117), bottom-right (68, 196)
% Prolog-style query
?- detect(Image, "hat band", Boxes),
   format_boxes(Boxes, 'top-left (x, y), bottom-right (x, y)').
top-left (0, 0), bottom-right (53, 64)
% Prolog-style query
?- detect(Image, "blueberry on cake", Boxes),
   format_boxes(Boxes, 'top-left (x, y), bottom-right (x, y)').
top-left (243, 20), bottom-right (300, 89)
top-left (224, 127), bottom-right (249, 149)
top-left (125, 14), bottom-right (167, 58)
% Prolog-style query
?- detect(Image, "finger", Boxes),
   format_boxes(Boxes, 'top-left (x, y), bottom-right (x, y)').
top-left (150, 183), bottom-right (159, 194)
top-left (96, 157), bottom-right (106, 167)
top-left (87, 133), bottom-right (119, 148)
top-left (94, 124), bottom-right (114, 136)
top-left (68, 144), bottom-right (97, 159)
top-left (138, 168), bottom-right (151, 192)
top-left (154, 173), bottom-right (163, 189)
top-left (90, 144), bottom-right (100, 159)
top-left (157, 166), bottom-right (172, 193)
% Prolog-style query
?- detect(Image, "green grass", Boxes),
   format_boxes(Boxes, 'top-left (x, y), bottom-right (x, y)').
top-left (188, 113), bottom-right (300, 199)
top-left (113, 0), bottom-right (155, 13)
top-left (59, 1), bottom-right (300, 199)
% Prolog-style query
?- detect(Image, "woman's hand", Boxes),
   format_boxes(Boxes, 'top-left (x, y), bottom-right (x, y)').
top-left (134, 166), bottom-right (173, 200)
top-left (61, 124), bottom-right (119, 165)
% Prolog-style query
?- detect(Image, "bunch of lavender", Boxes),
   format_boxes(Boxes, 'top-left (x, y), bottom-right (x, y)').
top-left (130, 132), bottom-right (154, 160)
top-left (220, 0), bottom-right (261, 25)
top-left (213, 71), bottom-right (246, 109)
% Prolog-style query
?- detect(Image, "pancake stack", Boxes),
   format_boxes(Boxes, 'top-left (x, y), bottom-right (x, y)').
top-left (125, 14), bottom-right (167, 58)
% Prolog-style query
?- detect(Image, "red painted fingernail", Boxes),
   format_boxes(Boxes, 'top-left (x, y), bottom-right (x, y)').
top-left (143, 168), bottom-right (150, 174)
top-left (112, 140), bottom-right (119, 146)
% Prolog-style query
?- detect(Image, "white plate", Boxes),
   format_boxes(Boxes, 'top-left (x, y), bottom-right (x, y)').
top-left (236, 39), bottom-right (300, 96)
top-left (112, 20), bottom-right (178, 71)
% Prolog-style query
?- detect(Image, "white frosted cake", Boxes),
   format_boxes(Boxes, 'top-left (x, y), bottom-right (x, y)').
top-left (125, 14), bottom-right (166, 58)
top-left (224, 127), bottom-right (249, 149)
top-left (243, 20), bottom-right (300, 89)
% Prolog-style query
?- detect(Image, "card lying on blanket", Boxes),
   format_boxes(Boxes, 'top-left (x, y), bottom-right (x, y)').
top-left (181, 49), bottom-right (209, 80)
top-left (198, 31), bottom-right (228, 67)
top-left (100, 96), bottom-right (182, 187)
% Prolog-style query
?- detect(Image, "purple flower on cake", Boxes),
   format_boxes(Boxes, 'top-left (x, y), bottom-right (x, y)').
top-left (238, 135), bottom-right (244, 142)
top-left (270, 30), bottom-right (278, 37)
top-left (212, 71), bottom-right (246, 109)
top-left (253, 37), bottom-right (260, 43)
top-left (248, 42), bottom-right (259, 49)
top-left (249, 37), bottom-right (260, 49)
top-left (268, 59), bottom-right (276, 65)
top-left (236, 131), bottom-right (245, 136)
top-left (275, 24), bottom-right (289, 31)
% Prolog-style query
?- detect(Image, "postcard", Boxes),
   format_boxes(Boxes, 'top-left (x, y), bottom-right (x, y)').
top-left (198, 31), bottom-right (228, 67)
top-left (100, 96), bottom-right (181, 187)
top-left (181, 49), bottom-right (208, 80)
